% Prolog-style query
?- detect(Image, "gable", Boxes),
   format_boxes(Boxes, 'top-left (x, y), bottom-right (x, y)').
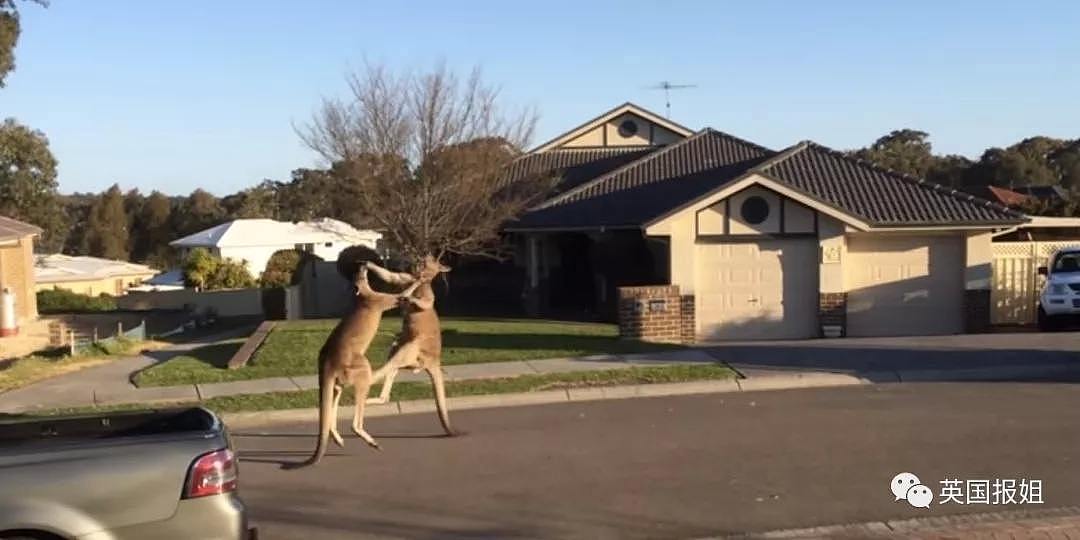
top-left (531, 102), bottom-right (693, 153)
top-left (560, 112), bottom-right (685, 149)
top-left (696, 185), bottom-right (818, 237)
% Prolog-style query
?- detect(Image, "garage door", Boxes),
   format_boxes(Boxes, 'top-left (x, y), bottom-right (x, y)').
top-left (695, 240), bottom-right (818, 340)
top-left (846, 235), bottom-right (963, 337)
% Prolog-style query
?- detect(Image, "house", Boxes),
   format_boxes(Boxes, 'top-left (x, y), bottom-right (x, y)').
top-left (1012, 184), bottom-right (1069, 206)
top-left (34, 254), bottom-right (159, 296)
top-left (505, 103), bottom-right (1028, 341)
top-left (0, 216), bottom-right (41, 324)
top-left (169, 218), bottom-right (382, 280)
top-left (127, 269), bottom-right (186, 292)
top-left (970, 185), bottom-right (1032, 208)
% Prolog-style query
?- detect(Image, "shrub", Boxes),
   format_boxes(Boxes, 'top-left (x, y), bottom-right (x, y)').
top-left (260, 249), bottom-right (303, 288)
top-left (182, 247), bottom-right (255, 290)
top-left (37, 289), bottom-right (117, 314)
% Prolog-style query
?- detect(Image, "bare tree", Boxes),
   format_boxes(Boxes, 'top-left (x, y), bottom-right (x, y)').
top-left (298, 63), bottom-right (554, 264)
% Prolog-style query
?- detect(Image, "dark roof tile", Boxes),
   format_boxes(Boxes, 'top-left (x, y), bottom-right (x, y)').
top-left (503, 146), bottom-right (657, 196)
top-left (757, 142), bottom-right (1025, 226)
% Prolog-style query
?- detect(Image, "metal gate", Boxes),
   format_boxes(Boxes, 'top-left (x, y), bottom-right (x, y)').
top-left (992, 241), bottom-right (1080, 324)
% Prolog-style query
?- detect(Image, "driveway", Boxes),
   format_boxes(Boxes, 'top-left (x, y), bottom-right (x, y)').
top-left (703, 331), bottom-right (1080, 380)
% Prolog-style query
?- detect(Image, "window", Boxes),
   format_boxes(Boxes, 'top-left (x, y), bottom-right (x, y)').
top-left (617, 119), bottom-right (639, 138)
top-left (295, 243), bottom-right (315, 252)
top-left (740, 196), bottom-right (770, 225)
top-left (1053, 252), bottom-right (1080, 274)
top-left (324, 242), bottom-right (333, 247)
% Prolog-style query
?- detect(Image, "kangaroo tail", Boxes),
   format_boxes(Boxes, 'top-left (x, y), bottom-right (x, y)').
top-left (285, 366), bottom-right (335, 469)
top-left (427, 366), bottom-right (456, 436)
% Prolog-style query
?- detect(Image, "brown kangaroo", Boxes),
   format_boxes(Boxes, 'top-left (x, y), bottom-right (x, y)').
top-left (288, 265), bottom-right (421, 468)
top-left (365, 256), bottom-right (455, 436)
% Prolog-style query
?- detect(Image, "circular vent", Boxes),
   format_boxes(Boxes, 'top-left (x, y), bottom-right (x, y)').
top-left (740, 196), bottom-right (770, 225)
top-left (617, 119), bottom-right (639, 138)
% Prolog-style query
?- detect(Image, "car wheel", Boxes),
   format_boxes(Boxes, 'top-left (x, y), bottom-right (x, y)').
top-left (1037, 306), bottom-right (1056, 332)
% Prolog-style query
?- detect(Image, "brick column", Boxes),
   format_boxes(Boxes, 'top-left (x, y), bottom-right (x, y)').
top-left (617, 285), bottom-right (692, 344)
top-left (818, 293), bottom-right (847, 337)
top-left (679, 295), bottom-right (695, 344)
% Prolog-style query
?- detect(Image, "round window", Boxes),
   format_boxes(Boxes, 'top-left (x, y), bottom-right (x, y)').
top-left (617, 119), bottom-right (639, 138)
top-left (740, 196), bottom-right (770, 225)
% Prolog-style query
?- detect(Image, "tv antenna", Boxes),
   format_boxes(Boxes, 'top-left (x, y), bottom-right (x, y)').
top-left (645, 81), bottom-right (697, 118)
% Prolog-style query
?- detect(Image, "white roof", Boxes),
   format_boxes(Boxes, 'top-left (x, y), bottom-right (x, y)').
top-left (35, 254), bottom-right (158, 284)
top-left (169, 218), bottom-right (382, 248)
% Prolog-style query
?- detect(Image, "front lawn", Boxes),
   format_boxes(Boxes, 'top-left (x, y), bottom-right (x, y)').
top-left (1, 338), bottom-right (166, 393)
top-left (133, 317), bottom-right (683, 387)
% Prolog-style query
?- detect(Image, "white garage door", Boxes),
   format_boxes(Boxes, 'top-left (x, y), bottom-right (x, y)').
top-left (695, 240), bottom-right (818, 340)
top-left (846, 235), bottom-right (963, 337)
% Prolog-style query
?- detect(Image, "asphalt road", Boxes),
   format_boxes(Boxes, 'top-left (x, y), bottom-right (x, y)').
top-left (234, 379), bottom-right (1080, 539)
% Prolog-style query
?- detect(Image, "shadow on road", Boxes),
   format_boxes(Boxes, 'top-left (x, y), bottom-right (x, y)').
top-left (706, 333), bottom-right (1080, 383)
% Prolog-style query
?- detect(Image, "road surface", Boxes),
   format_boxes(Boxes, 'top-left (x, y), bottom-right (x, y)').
top-left (234, 380), bottom-right (1080, 539)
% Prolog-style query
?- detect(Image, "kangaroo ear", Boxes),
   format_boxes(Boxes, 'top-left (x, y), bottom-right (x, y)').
top-left (439, 263), bottom-right (451, 273)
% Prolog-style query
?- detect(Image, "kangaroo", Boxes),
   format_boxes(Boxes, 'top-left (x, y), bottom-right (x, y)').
top-left (365, 256), bottom-right (455, 436)
top-left (287, 265), bottom-right (421, 469)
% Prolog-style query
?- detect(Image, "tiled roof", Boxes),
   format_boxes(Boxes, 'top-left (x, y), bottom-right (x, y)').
top-left (978, 185), bottom-right (1031, 207)
top-left (0, 216), bottom-right (42, 241)
top-left (757, 142), bottom-right (1025, 226)
top-left (512, 130), bottom-right (773, 228)
top-left (1012, 184), bottom-right (1068, 202)
top-left (508, 129), bottom-right (1025, 231)
top-left (502, 146), bottom-right (657, 197)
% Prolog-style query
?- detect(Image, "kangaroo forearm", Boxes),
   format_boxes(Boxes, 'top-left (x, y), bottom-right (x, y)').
top-left (366, 261), bottom-right (416, 286)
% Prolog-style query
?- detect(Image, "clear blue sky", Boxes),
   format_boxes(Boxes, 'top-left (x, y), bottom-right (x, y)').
top-left (4, 0), bottom-right (1078, 195)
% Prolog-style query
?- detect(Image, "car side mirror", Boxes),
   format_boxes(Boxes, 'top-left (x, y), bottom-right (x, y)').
top-left (1037, 266), bottom-right (1048, 276)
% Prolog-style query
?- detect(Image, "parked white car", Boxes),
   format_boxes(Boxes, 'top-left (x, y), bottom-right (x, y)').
top-left (1038, 247), bottom-right (1080, 331)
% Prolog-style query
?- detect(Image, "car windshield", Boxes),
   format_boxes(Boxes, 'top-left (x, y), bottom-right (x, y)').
top-left (1052, 252), bottom-right (1080, 273)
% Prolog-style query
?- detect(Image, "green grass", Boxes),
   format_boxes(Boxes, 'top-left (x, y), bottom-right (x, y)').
top-left (133, 317), bottom-right (683, 387)
top-left (0, 338), bottom-right (157, 393)
top-left (11, 364), bottom-right (735, 417)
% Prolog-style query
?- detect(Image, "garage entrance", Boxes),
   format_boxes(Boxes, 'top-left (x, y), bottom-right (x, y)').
top-left (695, 239), bottom-right (818, 340)
top-left (846, 235), bottom-right (964, 337)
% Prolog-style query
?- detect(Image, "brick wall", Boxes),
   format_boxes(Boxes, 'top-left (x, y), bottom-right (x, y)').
top-left (617, 285), bottom-right (694, 344)
top-left (0, 236), bottom-right (37, 323)
top-left (818, 292), bottom-right (847, 337)
top-left (964, 289), bottom-right (991, 333)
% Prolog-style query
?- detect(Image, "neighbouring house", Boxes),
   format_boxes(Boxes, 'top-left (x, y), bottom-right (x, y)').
top-left (169, 218), bottom-right (383, 280)
top-left (1011, 184), bottom-right (1069, 206)
top-left (504, 102), bottom-right (1029, 341)
top-left (127, 269), bottom-right (186, 292)
top-left (0, 216), bottom-right (41, 324)
top-left (970, 185), bottom-right (1032, 209)
top-left (34, 254), bottom-right (159, 296)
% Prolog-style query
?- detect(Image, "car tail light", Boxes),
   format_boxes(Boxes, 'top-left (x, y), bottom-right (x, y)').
top-left (185, 448), bottom-right (238, 498)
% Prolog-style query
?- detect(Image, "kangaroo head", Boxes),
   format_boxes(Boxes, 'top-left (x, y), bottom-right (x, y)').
top-left (414, 255), bottom-right (451, 283)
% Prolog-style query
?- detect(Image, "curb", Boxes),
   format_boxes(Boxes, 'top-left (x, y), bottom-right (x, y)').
top-left (703, 505), bottom-right (1080, 538)
top-left (222, 379), bottom-right (741, 428)
top-left (219, 361), bottom-right (1080, 429)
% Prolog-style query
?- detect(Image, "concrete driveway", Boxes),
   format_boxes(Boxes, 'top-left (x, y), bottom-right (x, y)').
top-left (704, 331), bottom-right (1080, 381)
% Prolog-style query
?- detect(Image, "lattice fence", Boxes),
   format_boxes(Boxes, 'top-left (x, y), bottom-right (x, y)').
top-left (992, 241), bottom-right (1080, 324)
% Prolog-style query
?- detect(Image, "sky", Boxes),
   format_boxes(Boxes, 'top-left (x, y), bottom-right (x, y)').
top-left (3, 0), bottom-right (1078, 196)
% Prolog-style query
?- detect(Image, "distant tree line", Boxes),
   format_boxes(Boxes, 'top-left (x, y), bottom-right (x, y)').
top-left (1, 129), bottom-right (1075, 269)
